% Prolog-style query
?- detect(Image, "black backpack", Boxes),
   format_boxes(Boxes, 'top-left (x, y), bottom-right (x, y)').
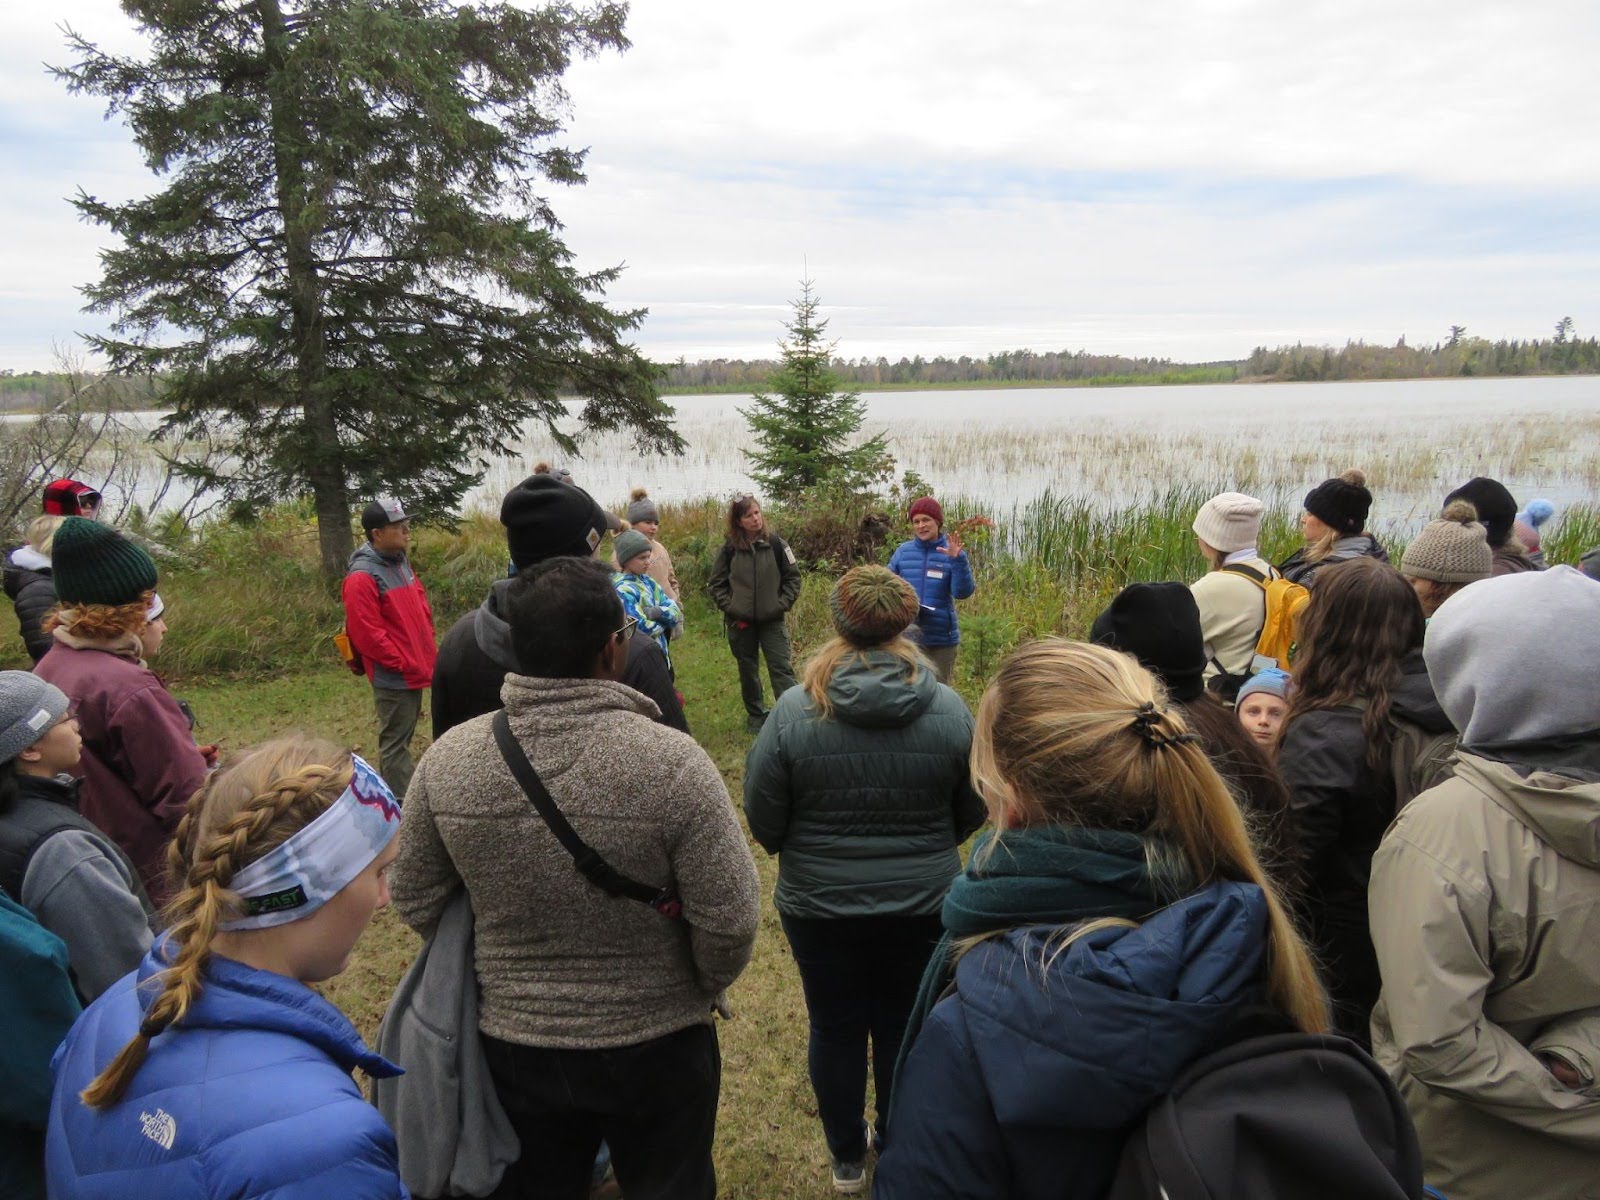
top-left (1108, 1010), bottom-right (1429, 1200)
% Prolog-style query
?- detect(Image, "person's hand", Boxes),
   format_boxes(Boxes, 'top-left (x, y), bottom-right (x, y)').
top-left (1543, 1054), bottom-right (1585, 1089)
top-left (643, 605), bottom-right (666, 622)
top-left (938, 529), bottom-right (964, 556)
top-left (198, 743), bottom-right (220, 768)
top-left (734, 619), bottom-right (751, 630)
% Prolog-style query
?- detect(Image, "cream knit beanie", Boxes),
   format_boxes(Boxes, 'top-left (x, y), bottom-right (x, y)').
top-left (1401, 501), bottom-right (1493, 583)
top-left (1192, 492), bottom-right (1264, 554)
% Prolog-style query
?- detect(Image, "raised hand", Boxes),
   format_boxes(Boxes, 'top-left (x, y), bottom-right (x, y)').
top-left (938, 529), bottom-right (964, 557)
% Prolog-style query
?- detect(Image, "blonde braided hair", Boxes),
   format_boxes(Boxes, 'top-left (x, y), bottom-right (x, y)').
top-left (80, 735), bottom-right (354, 1108)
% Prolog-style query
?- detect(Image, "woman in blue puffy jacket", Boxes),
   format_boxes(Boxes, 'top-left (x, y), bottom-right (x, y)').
top-left (874, 640), bottom-right (1327, 1200)
top-left (887, 496), bottom-right (974, 685)
top-left (47, 735), bottom-right (407, 1200)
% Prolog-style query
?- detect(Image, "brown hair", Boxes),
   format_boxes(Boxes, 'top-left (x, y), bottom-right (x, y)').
top-left (79, 735), bottom-right (354, 1108)
top-left (42, 592), bottom-right (154, 642)
top-left (969, 638), bottom-right (1327, 1034)
top-left (1283, 557), bottom-right (1424, 774)
top-left (725, 494), bottom-right (766, 550)
top-left (801, 635), bottom-right (928, 720)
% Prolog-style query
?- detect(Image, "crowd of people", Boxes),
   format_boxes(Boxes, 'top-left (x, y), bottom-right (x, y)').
top-left (2, 463), bottom-right (1599, 1200)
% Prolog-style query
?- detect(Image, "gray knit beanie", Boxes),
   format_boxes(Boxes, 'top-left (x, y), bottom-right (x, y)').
top-left (0, 671), bottom-right (69, 765)
top-left (626, 489), bottom-right (660, 525)
top-left (613, 529), bottom-right (652, 568)
top-left (1401, 500), bottom-right (1493, 584)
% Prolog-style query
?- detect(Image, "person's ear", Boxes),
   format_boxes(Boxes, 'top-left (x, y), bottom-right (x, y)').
top-left (16, 743), bottom-right (43, 765)
top-left (597, 628), bottom-right (626, 680)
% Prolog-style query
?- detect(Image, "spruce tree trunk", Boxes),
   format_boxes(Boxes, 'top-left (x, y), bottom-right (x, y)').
top-left (259, 0), bottom-right (351, 578)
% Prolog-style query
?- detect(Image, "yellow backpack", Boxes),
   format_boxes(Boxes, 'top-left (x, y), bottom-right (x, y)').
top-left (1221, 563), bottom-right (1311, 671)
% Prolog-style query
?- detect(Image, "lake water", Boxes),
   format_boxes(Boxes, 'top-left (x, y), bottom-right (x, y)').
top-left (478, 375), bottom-right (1600, 531)
top-left (23, 375), bottom-right (1600, 533)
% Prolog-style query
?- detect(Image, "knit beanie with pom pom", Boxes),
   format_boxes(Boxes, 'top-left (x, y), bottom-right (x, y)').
top-left (1303, 469), bottom-right (1372, 536)
top-left (1401, 500), bottom-right (1493, 584)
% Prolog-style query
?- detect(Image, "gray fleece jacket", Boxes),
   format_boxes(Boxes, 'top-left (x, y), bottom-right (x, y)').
top-left (391, 674), bottom-right (760, 1050)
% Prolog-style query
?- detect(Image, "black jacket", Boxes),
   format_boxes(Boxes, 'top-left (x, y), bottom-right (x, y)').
top-left (1278, 649), bottom-right (1451, 1039)
top-left (430, 578), bottom-right (688, 740)
top-left (3, 551), bottom-right (56, 662)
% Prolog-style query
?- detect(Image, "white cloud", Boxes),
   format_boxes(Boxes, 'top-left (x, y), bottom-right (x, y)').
top-left (0, 0), bottom-right (1595, 370)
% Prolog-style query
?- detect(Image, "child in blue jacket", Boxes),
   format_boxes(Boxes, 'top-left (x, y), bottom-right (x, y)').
top-left (613, 529), bottom-right (682, 669)
top-left (888, 496), bottom-right (975, 684)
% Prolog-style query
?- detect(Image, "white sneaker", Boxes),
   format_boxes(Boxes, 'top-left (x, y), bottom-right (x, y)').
top-left (831, 1160), bottom-right (867, 1194)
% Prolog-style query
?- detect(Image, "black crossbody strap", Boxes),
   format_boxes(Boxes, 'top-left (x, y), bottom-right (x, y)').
top-left (491, 711), bottom-right (681, 919)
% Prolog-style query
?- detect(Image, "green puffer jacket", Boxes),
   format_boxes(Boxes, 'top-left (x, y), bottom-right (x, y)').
top-left (742, 651), bottom-right (985, 919)
top-left (708, 536), bottom-right (802, 624)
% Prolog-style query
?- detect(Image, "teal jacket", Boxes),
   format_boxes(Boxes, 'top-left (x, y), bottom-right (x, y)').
top-left (742, 651), bottom-right (984, 919)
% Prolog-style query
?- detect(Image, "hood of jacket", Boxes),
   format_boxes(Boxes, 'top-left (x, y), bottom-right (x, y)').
top-left (347, 541), bottom-right (406, 573)
top-left (500, 672), bottom-right (661, 723)
top-left (950, 881), bottom-right (1268, 1130)
top-left (1450, 751), bottom-right (1600, 868)
top-left (824, 652), bottom-right (939, 729)
top-left (1426, 566), bottom-right (1600, 746)
top-left (136, 938), bottom-right (399, 1078)
top-left (1389, 648), bottom-right (1453, 733)
top-left (7, 544), bottom-right (50, 572)
top-left (473, 576), bottom-right (520, 674)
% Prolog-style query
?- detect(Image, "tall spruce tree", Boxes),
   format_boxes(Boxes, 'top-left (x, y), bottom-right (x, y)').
top-left (56, 0), bottom-right (679, 575)
top-left (741, 281), bottom-right (888, 504)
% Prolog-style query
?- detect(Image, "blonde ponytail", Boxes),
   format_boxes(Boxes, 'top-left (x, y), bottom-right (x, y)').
top-left (970, 639), bottom-right (1328, 1035)
top-left (80, 737), bottom-right (353, 1108)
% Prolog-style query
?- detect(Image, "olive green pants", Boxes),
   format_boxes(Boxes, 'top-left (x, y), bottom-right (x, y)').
top-left (726, 618), bottom-right (796, 720)
top-left (372, 685), bottom-right (423, 798)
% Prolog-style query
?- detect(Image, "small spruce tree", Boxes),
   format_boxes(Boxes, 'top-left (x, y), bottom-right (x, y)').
top-left (741, 281), bottom-right (889, 504)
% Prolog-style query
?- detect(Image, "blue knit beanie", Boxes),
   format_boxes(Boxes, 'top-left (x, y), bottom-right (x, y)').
top-left (1236, 668), bottom-right (1292, 704)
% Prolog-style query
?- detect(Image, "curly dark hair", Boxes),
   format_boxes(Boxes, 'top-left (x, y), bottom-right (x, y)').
top-left (1283, 557), bottom-right (1425, 774)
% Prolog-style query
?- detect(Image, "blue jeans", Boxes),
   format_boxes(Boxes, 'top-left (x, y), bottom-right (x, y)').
top-left (779, 912), bottom-right (944, 1162)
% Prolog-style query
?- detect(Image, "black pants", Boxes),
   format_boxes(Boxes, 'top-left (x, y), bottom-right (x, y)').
top-left (780, 912), bottom-right (944, 1162)
top-left (483, 1022), bottom-right (721, 1200)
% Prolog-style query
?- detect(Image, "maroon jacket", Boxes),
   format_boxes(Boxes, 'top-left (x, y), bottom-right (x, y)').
top-left (34, 639), bottom-right (208, 906)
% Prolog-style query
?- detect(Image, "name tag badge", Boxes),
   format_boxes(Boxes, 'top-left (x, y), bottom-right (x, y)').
top-left (926, 568), bottom-right (945, 580)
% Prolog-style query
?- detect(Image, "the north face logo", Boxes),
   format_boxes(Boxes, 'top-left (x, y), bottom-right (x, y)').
top-left (139, 1108), bottom-right (176, 1150)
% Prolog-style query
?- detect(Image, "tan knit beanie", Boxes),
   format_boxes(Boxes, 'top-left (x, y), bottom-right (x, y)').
top-left (1192, 492), bottom-right (1264, 554)
top-left (1401, 500), bottom-right (1493, 583)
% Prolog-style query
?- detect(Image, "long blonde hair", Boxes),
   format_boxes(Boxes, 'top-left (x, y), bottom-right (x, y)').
top-left (969, 638), bottom-right (1328, 1034)
top-left (80, 735), bottom-right (354, 1108)
top-left (26, 514), bottom-right (67, 555)
top-left (801, 634), bottom-right (928, 720)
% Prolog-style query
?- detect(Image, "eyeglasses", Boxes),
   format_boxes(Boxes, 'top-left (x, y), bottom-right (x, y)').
top-left (613, 616), bottom-right (638, 642)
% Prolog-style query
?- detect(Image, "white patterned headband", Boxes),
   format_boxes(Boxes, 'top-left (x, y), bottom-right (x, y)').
top-left (219, 754), bottom-right (402, 931)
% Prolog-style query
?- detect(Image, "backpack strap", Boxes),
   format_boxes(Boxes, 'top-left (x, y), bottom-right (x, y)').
top-left (490, 711), bottom-right (682, 919)
top-left (1219, 562), bottom-right (1269, 585)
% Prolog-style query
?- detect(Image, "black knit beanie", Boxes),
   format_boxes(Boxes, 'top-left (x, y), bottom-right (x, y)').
top-left (50, 517), bottom-right (158, 606)
top-left (500, 476), bottom-right (610, 569)
top-left (1303, 469), bottom-right (1372, 536)
top-left (1443, 477), bottom-right (1517, 549)
top-left (1090, 582), bottom-right (1207, 702)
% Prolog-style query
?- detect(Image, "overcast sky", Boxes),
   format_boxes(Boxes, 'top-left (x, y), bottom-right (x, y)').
top-left (2, 1), bottom-right (1597, 372)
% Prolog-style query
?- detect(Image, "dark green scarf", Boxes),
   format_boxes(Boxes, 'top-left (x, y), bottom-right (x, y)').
top-left (892, 825), bottom-right (1187, 1101)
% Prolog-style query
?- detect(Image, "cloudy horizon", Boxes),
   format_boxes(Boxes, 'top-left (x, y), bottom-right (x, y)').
top-left (2, 1), bottom-right (1596, 373)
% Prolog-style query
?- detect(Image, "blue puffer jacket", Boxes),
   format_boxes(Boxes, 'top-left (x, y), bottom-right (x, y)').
top-left (888, 536), bottom-right (975, 647)
top-left (47, 943), bottom-right (407, 1200)
top-left (875, 882), bottom-right (1270, 1200)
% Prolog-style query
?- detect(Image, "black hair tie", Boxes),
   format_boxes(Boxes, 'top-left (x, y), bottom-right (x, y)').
top-left (138, 1015), bottom-right (168, 1040)
top-left (1130, 703), bottom-right (1201, 751)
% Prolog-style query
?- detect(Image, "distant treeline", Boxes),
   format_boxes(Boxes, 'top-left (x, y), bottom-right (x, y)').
top-left (5, 324), bottom-right (1596, 409)
top-left (663, 326), bottom-right (1600, 392)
